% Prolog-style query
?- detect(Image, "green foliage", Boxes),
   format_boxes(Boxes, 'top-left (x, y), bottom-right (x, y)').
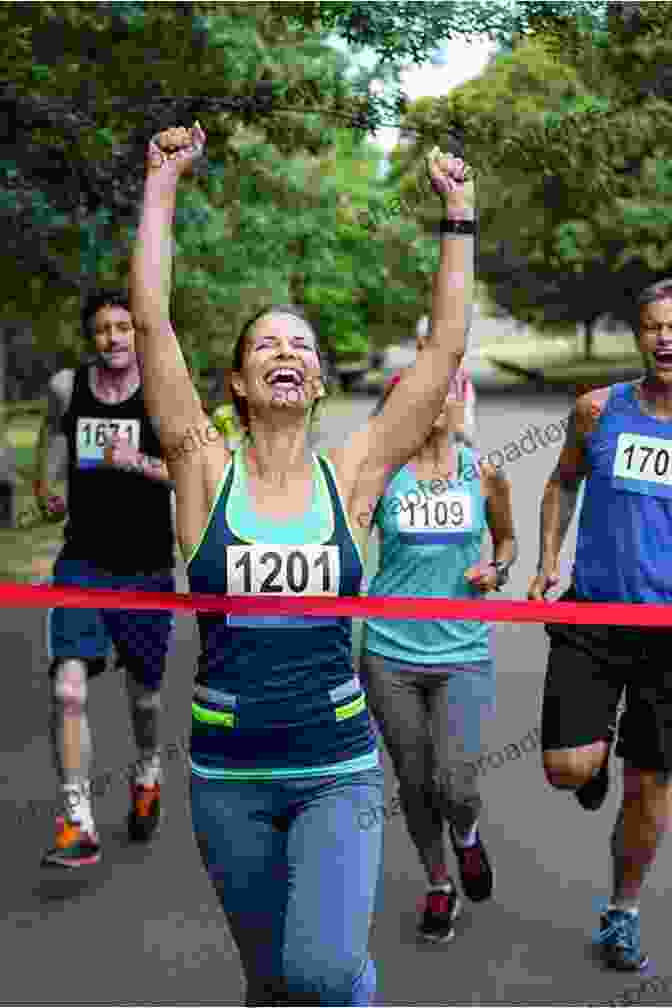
top-left (396, 7), bottom-right (672, 355)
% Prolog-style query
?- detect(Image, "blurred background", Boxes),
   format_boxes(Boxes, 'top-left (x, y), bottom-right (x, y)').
top-left (0, 0), bottom-right (668, 581)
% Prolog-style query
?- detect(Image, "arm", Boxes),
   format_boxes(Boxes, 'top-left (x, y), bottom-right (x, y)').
top-left (102, 437), bottom-right (174, 488)
top-left (33, 370), bottom-right (72, 515)
top-left (465, 464), bottom-right (517, 593)
top-left (130, 123), bottom-right (226, 556)
top-left (527, 391), bottom-right (606, 599)
top-left (337, 151), bottom-right (473, 509)
top-left (130, 123), bottom-right (210, 453)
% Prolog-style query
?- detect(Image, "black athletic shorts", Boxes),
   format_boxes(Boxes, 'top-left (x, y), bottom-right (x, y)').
top-left (541, 586), bottom-right (672, 773)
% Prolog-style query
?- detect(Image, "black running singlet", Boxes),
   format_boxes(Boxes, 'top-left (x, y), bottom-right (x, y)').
top-left (60, 366), bottom-right (174, 574)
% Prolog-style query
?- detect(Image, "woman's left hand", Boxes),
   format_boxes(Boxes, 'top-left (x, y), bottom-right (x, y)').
top-left (464, 563), bottom-right (499, 594)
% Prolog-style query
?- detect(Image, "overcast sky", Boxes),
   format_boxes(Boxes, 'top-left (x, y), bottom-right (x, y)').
top-left (373, 35), bottom-right (499, 153)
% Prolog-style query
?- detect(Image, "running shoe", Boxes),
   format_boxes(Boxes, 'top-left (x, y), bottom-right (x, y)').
top-left (418, 882), bottom-right (462, 943)
top-left (449, 824), bottom-right (494, 902)
top-left (576, 731), bottom-right (614, 812)
top-left (595, 909), bottom-right (649, 971)
top-left (42, 812), bottom-right (101, 868)
top-left (127, 758), bottom-right (162, 843)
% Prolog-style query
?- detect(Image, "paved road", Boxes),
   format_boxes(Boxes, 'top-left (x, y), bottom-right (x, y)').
top-left (2, 391), bottom-right (671, 1007)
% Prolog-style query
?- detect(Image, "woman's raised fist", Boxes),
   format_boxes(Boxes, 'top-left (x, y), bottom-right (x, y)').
top-left (146, 121), bottom-right (206, 181)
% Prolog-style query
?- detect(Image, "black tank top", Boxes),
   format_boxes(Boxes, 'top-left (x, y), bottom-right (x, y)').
top-left (60, 365), bottom-right (174, 574)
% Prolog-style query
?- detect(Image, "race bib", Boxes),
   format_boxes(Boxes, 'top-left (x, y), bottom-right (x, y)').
top-left (612, 433), bottom-right (672, 499)
top-left (76, 418), bottom-right (140, 470)
top-left (226, 544), bottom-right (340, 627)
top-left (396, 490), bottom-right (473, 540)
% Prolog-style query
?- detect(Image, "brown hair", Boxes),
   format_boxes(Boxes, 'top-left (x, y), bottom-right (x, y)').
top-left (230, 304), bottom-right (330, 430)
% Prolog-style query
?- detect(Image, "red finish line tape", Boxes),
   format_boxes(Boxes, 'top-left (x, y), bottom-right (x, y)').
top-left (0, 583), bottom-right (670, 626)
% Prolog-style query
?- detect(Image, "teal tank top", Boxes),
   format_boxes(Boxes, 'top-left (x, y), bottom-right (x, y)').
top-left (187, 442), bottom-right (379, 780)
top-left (364, 445), bottom-right (491, 664)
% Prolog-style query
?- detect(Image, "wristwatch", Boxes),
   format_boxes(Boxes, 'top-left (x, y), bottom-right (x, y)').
top-left (489, 561), bottom-right (510, 590)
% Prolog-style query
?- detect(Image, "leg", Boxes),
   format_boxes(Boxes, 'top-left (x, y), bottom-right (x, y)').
top-left (282, 769), bottom-right (384, 1005)
top-left (43, 656), bottom-right (104, 867)
top-left (428, 661), bottom-right (496, 902)
top-left (361, 653), bottom-right (445, 882)
top-left (541, 632), bottom-right (623, 797)
top-left (107, 573), bottom-right (175, 841)
top-left (44, 558), bottom-right (110, 866)
top-left (190, 776), bottom-right (290, 1006)
top-left (50, 658), bottom-right (93, 792)
top-left (609, 647), bottom-right (672, 910)
top-left (610, 765), bottom-right (672, 910)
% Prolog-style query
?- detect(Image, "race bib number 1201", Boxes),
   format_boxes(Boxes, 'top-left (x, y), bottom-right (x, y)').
top-left (227, 545), bottom-right (340, 595)
top-left (76, 418), bottom-right (140, 470)
top-left (225, 545), bottom-right (341, 627)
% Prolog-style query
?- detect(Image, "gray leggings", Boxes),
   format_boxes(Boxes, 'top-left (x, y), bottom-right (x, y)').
top-left (360, 652), bottom-right (495, 877)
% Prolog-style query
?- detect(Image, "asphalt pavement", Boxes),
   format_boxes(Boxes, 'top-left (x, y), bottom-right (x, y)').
top-left (2, 391), bottom-right (671, 1007)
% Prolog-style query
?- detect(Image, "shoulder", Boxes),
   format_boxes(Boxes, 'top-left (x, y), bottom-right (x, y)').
top-left (575, 385), bottom-right (612, 435)
top-left (47, 368), bottom-right (76, 415)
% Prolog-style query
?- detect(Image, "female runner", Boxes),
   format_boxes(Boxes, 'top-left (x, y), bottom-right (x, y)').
top-left (131, 121), bottom-right (472, 1005)
top-left (361, 353), bottom-right (516, 942)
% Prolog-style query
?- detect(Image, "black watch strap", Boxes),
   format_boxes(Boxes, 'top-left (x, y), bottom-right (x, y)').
top-left (440, 218), bottom-right (477, 236)
top-left (489, 561), bottom-right (510, 590)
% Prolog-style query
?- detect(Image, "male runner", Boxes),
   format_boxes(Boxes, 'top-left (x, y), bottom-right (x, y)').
top-left (36, 290), bottom-right (176, 867)
top-left (529, 279), bottom-right (672, 970)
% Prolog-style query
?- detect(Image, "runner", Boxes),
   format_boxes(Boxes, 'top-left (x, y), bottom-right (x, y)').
top-left (374, 314), bottom-right (478, 449)
top-left (130, 122), bottom-right (472, 1005)
top-left (37, 290), bottom-right (176, 867)
top-left (360, 370), bottom-right (516, 942)
top-left (528, 278), bottom-right (672, 972)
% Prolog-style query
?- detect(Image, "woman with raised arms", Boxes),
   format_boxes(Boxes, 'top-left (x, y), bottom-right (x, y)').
top-left (131, 121), bottom-right (471, 1006)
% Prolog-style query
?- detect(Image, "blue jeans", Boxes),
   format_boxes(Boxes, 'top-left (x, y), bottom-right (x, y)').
top-left (190, 767), bottom-right (384, 1006)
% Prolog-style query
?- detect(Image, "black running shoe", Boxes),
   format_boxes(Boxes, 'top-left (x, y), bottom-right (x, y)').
top-left (418, 882), bottom-right (462, 943)
top-left (449, 825), bottom-right (494, 902)
top-left (576, 735), bottom-right (613, 811)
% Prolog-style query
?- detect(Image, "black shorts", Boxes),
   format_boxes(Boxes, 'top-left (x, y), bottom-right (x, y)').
top-left (541, 587), bottom-right (672, 773)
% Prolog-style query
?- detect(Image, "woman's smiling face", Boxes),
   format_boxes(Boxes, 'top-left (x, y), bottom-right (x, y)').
top-left (233, 311), bottom-right (325, 416)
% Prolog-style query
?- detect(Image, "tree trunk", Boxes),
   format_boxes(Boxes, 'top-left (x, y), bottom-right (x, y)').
top-left (583, 317), bottom-right (597, 360)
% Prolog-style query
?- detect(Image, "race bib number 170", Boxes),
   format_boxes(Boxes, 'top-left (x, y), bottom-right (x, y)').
top-left (612, 433), bottom-right (672, 499)
top-left (76, 418), bottom-right (140, 470)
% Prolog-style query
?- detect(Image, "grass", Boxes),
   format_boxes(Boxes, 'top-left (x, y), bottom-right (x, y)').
top-left (0, 413), bottom-right (65, 583)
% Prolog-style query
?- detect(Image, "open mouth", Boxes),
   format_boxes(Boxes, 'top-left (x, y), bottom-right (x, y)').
top-left (265, 367), bottom-right (304, 388)
top-left (654, 350), bottom-right (672, 369)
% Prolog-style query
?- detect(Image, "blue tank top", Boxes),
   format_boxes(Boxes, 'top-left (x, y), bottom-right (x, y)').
top-left (574, 382), bottom-right (672, 603)
top-left (364, 445), bottom-right (491, 664)
top-left (186, 443), bottom-right (378, 779)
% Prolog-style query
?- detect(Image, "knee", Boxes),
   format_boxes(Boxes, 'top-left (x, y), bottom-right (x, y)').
top-left (133, 689), bottom-right (162, 711)
top-left (283, 956), bottom-right (365, 1003)
top-left (543, 749), bottom-right (597, 790)
top-left (52, 659), bottom-right (88, 716)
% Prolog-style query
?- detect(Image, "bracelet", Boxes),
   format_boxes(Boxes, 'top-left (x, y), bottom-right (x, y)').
top-left (440, 218), bottom-right (476, 236)
top-left (489, 560), bottom-right (510, 590)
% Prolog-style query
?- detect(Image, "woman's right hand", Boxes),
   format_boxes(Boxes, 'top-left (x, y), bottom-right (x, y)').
top-left (527, 567), bottom-right (560, 600)
top-left (146, 122), bottom-right (207, 189)
top-left (426, 147), bottom-right (473, 217)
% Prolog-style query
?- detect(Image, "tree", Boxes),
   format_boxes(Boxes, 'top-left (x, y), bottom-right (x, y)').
top-left (394, 7), bottom-right (672, 358)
